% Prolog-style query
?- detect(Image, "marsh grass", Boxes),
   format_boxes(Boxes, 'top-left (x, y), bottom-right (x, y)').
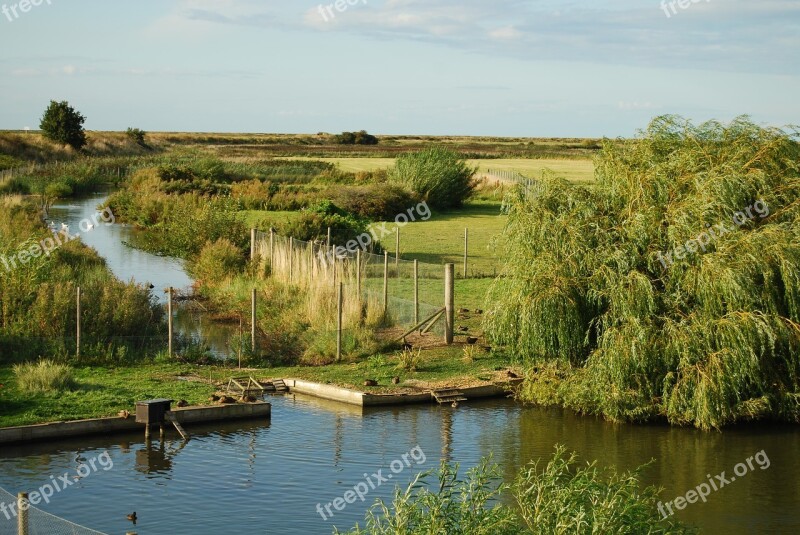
top-left (340, 447), bottom-right (695, 535)
top-left (13, 360), bottom-right (77, 394)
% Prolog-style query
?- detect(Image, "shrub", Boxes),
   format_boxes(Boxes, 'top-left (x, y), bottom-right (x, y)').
top-left (391, 147), bottom-right (477, 209)
top-left (126, 127), bottom-right (147, 146)
top-left (395, 346), bottom-right (422, 371)
top-left (39, 100), bottom-right (87, 150)
top-left (13, 360), bottom-right (77, 394)
top-left (279, 201), bottom-right (368, 243)
top-left (335, 130), bottom-right (378, 145)
top-left (189, 238), bottom-right (246, 285)
top-left (332, 184), bottom-right (419, 221)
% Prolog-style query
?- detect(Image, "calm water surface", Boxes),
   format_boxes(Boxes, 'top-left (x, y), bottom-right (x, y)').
top-left (47, 194), bottom-right (236, 355)
top-left (0, 396), bottom-right (798, 534)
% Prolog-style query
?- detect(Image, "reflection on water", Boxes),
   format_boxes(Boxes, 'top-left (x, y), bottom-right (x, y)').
top-left (0, 397), bottom-right (798, 534)
top-left (48, 194), bottom-right (237, 356)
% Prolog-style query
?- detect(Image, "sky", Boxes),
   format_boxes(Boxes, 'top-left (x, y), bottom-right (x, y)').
top-left (0, 0), bottom-right (798, 137)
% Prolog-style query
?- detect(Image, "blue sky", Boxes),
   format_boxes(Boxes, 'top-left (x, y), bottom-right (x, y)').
top-left (0, 0), bottom-right (798, 137)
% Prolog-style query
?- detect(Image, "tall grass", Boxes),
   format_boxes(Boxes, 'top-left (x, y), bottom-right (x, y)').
top-left (260, 236), bottom-right (388, 362)
top-left (13, 360), bottom-right (77, 394)
top-left (339, 448), bottom-right (695, 535)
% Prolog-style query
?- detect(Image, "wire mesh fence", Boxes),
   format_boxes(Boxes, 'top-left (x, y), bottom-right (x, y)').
top-left (254, 231), bottom-right (449, 338)
top-left (0, 487), bottom-right (107, 535)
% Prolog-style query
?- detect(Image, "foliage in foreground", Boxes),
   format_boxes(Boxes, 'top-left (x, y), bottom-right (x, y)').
top-left (339, 447), bottom-right (695, 535)
top-left (485, 115), bottom-right (800, 429)
top-left (391, 147), bottom-right (477, 209)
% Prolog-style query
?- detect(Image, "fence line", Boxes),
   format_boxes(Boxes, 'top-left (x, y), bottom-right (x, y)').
top-left (485, 168), bottom-right (543, 198)
top-left (253, 229), bottom-right (456, 357)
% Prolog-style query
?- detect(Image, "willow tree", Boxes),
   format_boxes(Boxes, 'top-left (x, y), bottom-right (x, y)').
top-left (485, 116), bottom-right (800, 429)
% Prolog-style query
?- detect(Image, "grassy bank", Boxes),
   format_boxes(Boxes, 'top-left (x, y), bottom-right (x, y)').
top-left (0, 347), bottom-right (509, 428)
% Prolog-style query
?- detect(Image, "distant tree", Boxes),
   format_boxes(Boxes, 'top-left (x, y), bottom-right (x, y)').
top-left (39, 100), bottom-right (87, 150)
top-left (126, 127), bottom-right (147, 147)
top-left (335, 130), bottom-right (379, 145)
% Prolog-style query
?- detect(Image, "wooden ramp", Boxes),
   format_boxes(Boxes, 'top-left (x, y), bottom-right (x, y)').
top-left (432, 389), bottom-right (468, 405)
top-left (165, 412), bottom-right (189, 440)
top-left (225, 376), bottom-right (267, 398)
top-left (261, 378), bottom-right (289, 394)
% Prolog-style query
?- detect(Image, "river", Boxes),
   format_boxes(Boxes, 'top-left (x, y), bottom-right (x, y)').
top-left (0, 195), bottom-right (797, 534)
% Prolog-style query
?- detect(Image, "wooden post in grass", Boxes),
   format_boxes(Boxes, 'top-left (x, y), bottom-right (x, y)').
top-left (167, 287), bottom-right (174, 358)
top-left (76, 287), bottom-right (81, 358)
top-left (289, 237), bottom-right (294, 283)
top-left (413, 260), bottom-right (419, 326)
top-left (251, 288), bottom-right (257, 353)
top-left (445, 264), bottom-right (454, 344)
top-left (250, 228), bottom-right (256, 260)
top-left (383, 251), bottom-right (389, 313)
top-left (337, 282), bottom-right (343, 361)
top-left (356, 250), bottom-right (362, 303)
top-left (327, 227), bottom-right (332, 254)
top-left (463, 228), bottom-right (469, 279)
top-left (269, 228), bottom-right (275, 267)
top-left (18, 492), bottom-right (29, 535)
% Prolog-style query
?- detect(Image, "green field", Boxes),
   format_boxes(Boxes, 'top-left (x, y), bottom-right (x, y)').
top-left (372, 200), bottom-right (506, 276)
top-left (278, 156), bottom-right (596, 184)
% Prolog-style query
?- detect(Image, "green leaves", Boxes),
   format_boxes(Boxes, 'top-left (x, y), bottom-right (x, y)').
top-left (391, 147), bottom-right (478, 210)
top-left (486, 116), bottom-right (800, 429)
top-left (39, 100), bottom-right (87, 151)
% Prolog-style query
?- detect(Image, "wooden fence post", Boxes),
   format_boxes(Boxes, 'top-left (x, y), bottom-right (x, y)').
top-left (289, 237), bottom-right (294, 283)
top-left (250, 228), bottom-right (256, 260)
top-left (76, 287), bottom-right (81, 357)
top-left (18, 492), bottom-right (29, 535)
top-left (167, 287), bottom-right (174, 358)
top-left (356, 249), bottom-right (362, 304)
top-left (414, 260), bottom-right (419, 326)
top-left (337, 282), bottom-right (343, 361)
top-left (463, 228), bottom-right (468, 278)
top-left (383, 251), bottom-right (389, 314)
top-left (251, 288), bottom-right (257, 353)
top-left (269, 228), bottom-right (275, 267)
top-left (445, 264), bottom-right (454, 344)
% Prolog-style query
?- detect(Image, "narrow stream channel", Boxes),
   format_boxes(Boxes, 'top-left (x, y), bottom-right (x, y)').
top-left (46, 193), bottom-right (238, 357)
top-left (1, 194), bottom-right (797, 534)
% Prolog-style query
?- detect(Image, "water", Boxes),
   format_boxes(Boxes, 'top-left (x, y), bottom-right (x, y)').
top-left (47, 194), bottom-right (237, 356)
top-left (0, 397), bottom-right (798, 534)
top-left (21, 194), bottom-right (800, 534)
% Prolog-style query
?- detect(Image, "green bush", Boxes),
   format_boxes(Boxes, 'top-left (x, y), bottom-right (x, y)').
top-left (391, 147), bottom-right (477, 209)
top-left (279, 201), bottom-right (368, 243)
top-left (189, 238), bottom-right (246, 285)
top-left (126, 127), bottom-right (147, 146)
top-left (332, 184), bottom-right (418, 221)
top-left (13, 360), bottom-right (77, 394)
top-left (335, 130), bottom-right (379, 145)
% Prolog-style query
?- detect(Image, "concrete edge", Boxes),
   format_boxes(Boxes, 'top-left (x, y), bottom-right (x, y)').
top-left (0, 402), bottom-right (271, 446)
top-left (285, 379), bottom-right (519, 407)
